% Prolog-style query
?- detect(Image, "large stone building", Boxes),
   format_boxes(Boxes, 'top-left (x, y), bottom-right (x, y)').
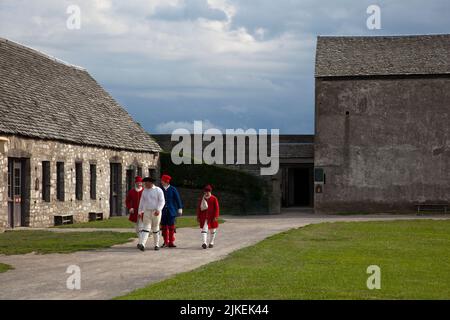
top-left (0, 38), bottom-right (161, 229)
top-left (314, 35), bottom-right (450, 213)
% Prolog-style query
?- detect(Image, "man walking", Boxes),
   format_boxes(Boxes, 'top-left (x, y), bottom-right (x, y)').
top-left (137, 177), bottom-right (165, 251)
top-left (160, 174), bottom-right (183, 248)
top-left (197, 185), bottom-right (220, 249)
top-left (125, 176), bottom-right (143, 236)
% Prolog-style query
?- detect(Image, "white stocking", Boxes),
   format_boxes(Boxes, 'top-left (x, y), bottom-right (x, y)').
top-left (153, 231), bottom-right (160, 247)
top-left (202, 221), bottom-right (209, 244)
top-left (139, 230), bottom-right (150, 247)
top-left (209, 229), bottom-right (217, 245)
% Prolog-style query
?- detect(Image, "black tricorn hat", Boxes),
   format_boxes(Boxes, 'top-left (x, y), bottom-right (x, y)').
top-left (142, 177), bottom-right (155, 183)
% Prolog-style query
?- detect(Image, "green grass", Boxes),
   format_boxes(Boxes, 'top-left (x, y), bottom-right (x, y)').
top-left (56, 216), bottom-right (225, 229)
top-left (118, 220), bottom-right (450, 300)
top-left (0, 230), bottom-right (136, 255)
top-left (0, 263), bottom-right (13, 273)
top-left (56, 217), bottom-right (135, 229)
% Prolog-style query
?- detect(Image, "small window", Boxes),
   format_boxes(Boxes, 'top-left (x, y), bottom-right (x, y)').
top-left (90, 164), bottom-right (97, 200)
top-left (75, 162), bottom-right (83, 201)
top-left (42, 161), bottom-right (51, 202)
top-left (137, 166), bottom-right (143, 178)
top-left (314, 168), bottom-right (325, 183)
top-left (56, 162), bottom-right (65, 201)
top-left (126, 169), bottom-right (134, 192)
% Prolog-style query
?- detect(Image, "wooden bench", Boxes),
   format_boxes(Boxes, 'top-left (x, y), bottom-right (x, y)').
top-left (89, 212), bottom-right (104, 222)
top-left (54, 214), bottom-right (74, 226)
top-left (415, 203), bottom-right (448, 215)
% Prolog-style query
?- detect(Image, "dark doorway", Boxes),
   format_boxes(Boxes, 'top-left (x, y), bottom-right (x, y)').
top-left (282, 165), bottom-right (314, 208)
top-left (110, 163), bottom-right (122, 216)
top-left (7, 158), bottom-right (30, 228)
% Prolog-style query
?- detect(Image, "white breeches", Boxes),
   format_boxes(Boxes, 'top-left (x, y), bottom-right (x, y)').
top-left (138, 209), bottom-right (162, 247)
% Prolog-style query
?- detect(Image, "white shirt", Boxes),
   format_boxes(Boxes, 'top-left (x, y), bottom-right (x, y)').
top-left (138, 186), bottom-right (165, 213)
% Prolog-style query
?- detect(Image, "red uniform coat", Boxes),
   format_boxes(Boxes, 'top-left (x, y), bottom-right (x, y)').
top-left (197, 195), bottom-right (220, 229)
top-left (125, 188), bottom-right (143, 223)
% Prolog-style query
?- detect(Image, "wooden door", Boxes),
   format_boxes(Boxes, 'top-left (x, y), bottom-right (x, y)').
top-left (7, 159), bottom-right (24, 228)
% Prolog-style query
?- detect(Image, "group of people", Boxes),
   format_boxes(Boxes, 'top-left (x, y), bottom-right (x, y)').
top-left (125, 174), bottom-right (220, 251)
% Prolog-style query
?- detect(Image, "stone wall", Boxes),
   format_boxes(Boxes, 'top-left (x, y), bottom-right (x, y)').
top-left (315, 76), bottom-right (450, 213)
top-left (176, 186), bottom-right (274, 214)
top-left (177, 187), bottom-right (245, 214)
top-left (0, 135), bottom-right (159, 228)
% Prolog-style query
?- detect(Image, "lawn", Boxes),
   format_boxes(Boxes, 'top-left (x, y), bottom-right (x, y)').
top-left (0, 263), bottom-right (13, 273)
top-left (0, 230), bottom-right (136, 255)
top-left (56, 216), bottom-right (225, 229)
top-left (119, 220), bottom-right (450, 300)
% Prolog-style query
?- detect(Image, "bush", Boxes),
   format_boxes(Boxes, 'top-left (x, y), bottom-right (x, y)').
top-left (160, 152), bottom-right (267, 211)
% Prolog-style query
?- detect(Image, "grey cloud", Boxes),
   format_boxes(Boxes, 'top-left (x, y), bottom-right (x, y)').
top-left (151, 0), bottom-right (227, 22)
top-left (1, 0), bottom-right (449, 134)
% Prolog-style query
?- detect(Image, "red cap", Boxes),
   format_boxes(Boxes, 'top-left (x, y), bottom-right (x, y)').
top-left (204, 185), bottom-right (213, 192)
top-left (135, 176), bottom-right (143, 183)
top-left (161, 174), bottom-right (172, 183)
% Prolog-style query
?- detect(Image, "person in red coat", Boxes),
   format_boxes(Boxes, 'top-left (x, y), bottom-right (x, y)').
top-left (197, 184), bottom-right (220, 249)
top-left (125, 176), bottom-right (144, 235)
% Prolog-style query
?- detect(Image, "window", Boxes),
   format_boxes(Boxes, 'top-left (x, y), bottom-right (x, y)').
top-left (42, 161), bottom-right (51, 202)
top-left (126, 169), bottom-right (134, 192)
top-left (75, 162), bottom-right (83, 200)
top-left (137, 166), bottom-right (143, 178)
top-left (56, 162), bottom-right (65, 201)
top-left (148, 168), bottom-right (156, 179)
top-left (90, 164), bottom-right (97, 200)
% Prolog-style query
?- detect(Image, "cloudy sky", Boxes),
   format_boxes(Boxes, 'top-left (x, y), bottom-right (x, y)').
top-left (1, 0), bottom-right (449, 134)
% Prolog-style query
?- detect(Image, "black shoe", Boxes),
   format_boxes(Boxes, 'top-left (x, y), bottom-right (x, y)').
top-left (137, 244), bottom-right (145, 252)
top-left (202, 243), bottom-right (207, 249)
top-left (169, 243), bottom-right (177, 248)
top-left (154, 246), bottom-right (160, 251)
top-left (209, 244), bottom-right (214, 248)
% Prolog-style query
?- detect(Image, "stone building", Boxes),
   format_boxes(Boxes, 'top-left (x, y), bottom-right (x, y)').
top-left (0, 38), bottom-right (161, 228)
top-left (314, 35), bottom-right (450, 213)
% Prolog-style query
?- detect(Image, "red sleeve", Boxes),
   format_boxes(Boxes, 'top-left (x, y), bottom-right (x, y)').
top-left (125, 190), bottom-right (133, 209)
top-left (213, 196), bottom-right (220, 218)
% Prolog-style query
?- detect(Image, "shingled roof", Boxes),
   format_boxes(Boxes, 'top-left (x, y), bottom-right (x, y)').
top-left (0, 38), bottom-right (161, 153)
top-left (315, 34), bottom-right (450, 78)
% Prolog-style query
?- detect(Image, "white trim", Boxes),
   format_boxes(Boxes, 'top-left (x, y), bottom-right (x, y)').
top-left (0, 38), bottom-right (86, 71)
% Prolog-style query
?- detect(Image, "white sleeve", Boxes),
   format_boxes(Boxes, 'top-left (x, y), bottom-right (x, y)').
top-left (157, 188), bottom-right (165, 212)
top-left (138, 191), bottom-right (145, 213)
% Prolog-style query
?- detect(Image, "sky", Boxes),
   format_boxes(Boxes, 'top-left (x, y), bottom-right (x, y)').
top-left (1, 0), bottom-right (449, 134)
